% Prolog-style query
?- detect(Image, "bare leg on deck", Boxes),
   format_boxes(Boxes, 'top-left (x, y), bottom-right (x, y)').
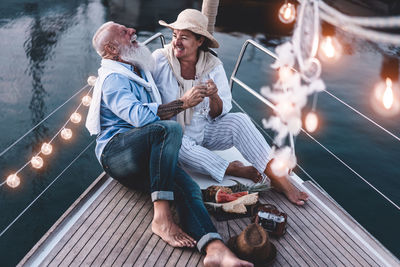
top-left (151, 200), bottom-right (196, 248)
top-left (265, 159), bottom-right (309, 206)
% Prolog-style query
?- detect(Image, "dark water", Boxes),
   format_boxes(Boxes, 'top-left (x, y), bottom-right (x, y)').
top-left (0, 0), bottom-right (399, 265)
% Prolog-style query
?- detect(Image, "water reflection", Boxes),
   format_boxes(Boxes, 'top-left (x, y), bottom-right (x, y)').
top-left (104, 0), bottom-right (198, 31)
top-left (22, 2), bottom-right (84, 190)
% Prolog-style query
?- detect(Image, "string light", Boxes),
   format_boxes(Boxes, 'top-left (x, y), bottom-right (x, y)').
top-left (41, 142), bottom-right (53, 155)
top-left (279, 2), bottom-right (296, 24)
top-left (87, 76), bottom-right (97, 86)
top-left (70, 112), bottom-right (82, 124)
top-left (31, 156), bottom-right (44, 169)
top-left (304, 111), bottom-right (319, 132)
top-left (61, 128), bottom-right (73, 140)
top-left (382, 78), bottom-right (394, 109)
top-left (319, 36), bottom-right (342, 62)
top-left (82, 95), bottom-right (92, 106)
top-left (279, 66), bottom-right (293, 82)
top-left (371, 77), bottom-right (400, 116)
top-left (6, 174), bottom-right (20, 188)
top-left (1, 76), bottom-right (95, 188)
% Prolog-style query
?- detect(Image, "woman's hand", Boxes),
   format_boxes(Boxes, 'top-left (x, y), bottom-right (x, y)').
top-left (180, 85), bottom-right (207, 109)
top-left (205, 79), bottom-right (223, 118)
top-left (205, 79), bottom-right (218, 98)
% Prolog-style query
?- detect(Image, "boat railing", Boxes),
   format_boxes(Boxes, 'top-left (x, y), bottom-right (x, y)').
top-left (229, 39), bottom-right (400, 211)
top-left (142, 32), bottom-right (166, 47)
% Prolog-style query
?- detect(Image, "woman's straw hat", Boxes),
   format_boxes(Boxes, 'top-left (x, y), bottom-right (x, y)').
top-left (227, 223), bottom-right (277, 266)
top-left (159, 9), bottom-right (219, 48)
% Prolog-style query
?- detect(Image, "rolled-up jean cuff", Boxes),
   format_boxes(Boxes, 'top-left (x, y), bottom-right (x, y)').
top-left (197, 233), bottom-right (223, 252)
top-left (151, 191), bottom-right (174, 202)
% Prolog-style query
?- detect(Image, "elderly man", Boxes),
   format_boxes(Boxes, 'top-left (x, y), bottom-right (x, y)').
top-left (86, 21), bottom-right (253, 267)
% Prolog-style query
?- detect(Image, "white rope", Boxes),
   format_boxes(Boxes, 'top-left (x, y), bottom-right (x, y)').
top-left (322, 89), bottom-right (400, 142)
top-left (0, 140), bottom-right (95, 238)
top-left (0, 84), bottom-right (90, 158)
top-left (320, 11), bottom-right (400, 45)
top-left (319, 1), bottom-right (400, 28)
top-left (300, 129), bottom-right (400, 210)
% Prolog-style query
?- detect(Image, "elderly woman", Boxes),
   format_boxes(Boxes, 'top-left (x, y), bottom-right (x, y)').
top-left (152, 9), bottom-right (308, 206)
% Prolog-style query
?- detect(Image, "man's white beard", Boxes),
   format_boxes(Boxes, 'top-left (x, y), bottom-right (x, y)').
top-left (120, 43), bottom-right (155, 72)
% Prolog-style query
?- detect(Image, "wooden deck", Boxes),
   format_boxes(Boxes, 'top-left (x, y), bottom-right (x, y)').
top-left (18, 171), bottom-right (399, 266)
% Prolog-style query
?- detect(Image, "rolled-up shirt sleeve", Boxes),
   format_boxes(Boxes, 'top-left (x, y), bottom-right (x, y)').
top-left (210, 64), bottom-right (232, 116)
top-left (102, 74), bottom-right (160, 127)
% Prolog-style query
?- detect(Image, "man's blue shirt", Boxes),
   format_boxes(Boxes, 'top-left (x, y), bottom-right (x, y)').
top-left (95, 62), bottom-right (160, 161)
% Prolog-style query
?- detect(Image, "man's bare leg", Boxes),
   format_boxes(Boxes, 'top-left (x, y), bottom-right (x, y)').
top-left (225, 160), bottom-right (262, 183)
top-left (204, 240), bottom-right (253, 267)
top-left (264, 159), bottom-right (309, 206)
top-left (152, 200), bottom-right (196, 248)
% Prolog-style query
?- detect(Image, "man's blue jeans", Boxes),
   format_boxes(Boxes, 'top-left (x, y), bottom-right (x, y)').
top-left (100, 120), bottom-right (221, 252)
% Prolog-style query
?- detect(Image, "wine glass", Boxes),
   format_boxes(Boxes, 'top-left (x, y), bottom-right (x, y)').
top-left (194, 75), bottom-right (210, 117)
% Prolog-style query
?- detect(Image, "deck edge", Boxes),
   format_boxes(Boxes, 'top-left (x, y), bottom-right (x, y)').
top-left (17, 172), bottom-right (110, 267)
top-left (302, 180), bottom-right (400, 266)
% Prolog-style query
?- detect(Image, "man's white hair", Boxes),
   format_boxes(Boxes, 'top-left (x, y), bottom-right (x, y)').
top-left (92, 21), bottom-right (115, 57)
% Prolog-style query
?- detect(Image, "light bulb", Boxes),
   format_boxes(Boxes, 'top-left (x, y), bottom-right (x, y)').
top-left (31, 156), bottom-right (44, 169)
top-left (278, 66), bottom-right (293, 82)
top-left (82, 95), bottom-right (92, 106)
top-left (279, 3), bottom-right (296, 24)
top-left (271, 158), bottom-right (289, 177)
top-left (70, 112), bottom-right (82, 124)
top-left (41, 143), bottom-right (53, 155)
top-left (276, 100), bottom-right (295, 121)
top-left (305, 111), bottom-right (318, 132)
top-left (6, 174), bottom-right (20, 188)
top-left (87, 76), bottom-right (97, 86)
top-left (383, 78), bottom-right (394, 109)
top-left (371, 78), bottom-right (399, 116)
top-left (319, 36), bottom-right (342, 62)
top-left (61, 128), bottom-right (73, 140)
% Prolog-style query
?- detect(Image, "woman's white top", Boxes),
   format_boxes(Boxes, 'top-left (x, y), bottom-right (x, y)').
top-left (152, 49), bottom-right (232, 144)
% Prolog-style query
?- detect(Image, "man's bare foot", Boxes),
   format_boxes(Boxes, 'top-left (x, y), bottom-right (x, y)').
top-left (226, 161), bottom-right (262, 183)
top-left (204, 240), bottom-right (253, 267)
top-left (152, 200), bottom-right (196, 248)
top-left (152, 217), bottom-right (196, 248)
top-left (265, 160), bottom-right (309, 206)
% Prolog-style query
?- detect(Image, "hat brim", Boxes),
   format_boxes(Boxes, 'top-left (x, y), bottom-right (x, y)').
top-left (159, 20), bottom-right (219, 48)
top-left (227, 236), bottom-right (277, 266)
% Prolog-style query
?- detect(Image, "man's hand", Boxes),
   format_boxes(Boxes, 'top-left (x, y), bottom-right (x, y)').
top-left (180, 85), bottom-right (207, 109)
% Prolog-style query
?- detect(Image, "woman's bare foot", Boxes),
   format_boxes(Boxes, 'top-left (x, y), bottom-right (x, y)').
top-left (226, 161), bottom-right (262, 183)
top-left (204, 240), bottom-right (253, 267)
top-left (152, 201), bottom-right (196, 248)
top-left (265, 160), bottom-right (309, 206)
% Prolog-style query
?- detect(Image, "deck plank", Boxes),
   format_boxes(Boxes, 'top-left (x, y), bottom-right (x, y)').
top-left (266, 190), bottom-right (350, 265)
top-left (134, 234), bottom-right (161, 266)
top-left (80, 190), bottom-right (143, 265)
top-left (144, 239), bottom-right (168, 266)
top-left (69, 188), bottom-right (138, 265)
top-left (154, 242), bottom-right (174, 267)
top-left (57, 185), bottom-right (132, 265)
top-left (261, 193), bottom-right (333, 266)
top-left (165, 248), bottom-right (184, 266)
top-left (111, 200), bottom-right (154, 266)
top-left (102, 196), bottom-right (153, 266)
top-left (303, 181), bottom-right (393, 266)
top-left (296, 187), bottom-right (377, 266)
top-left (125, 215), bottom-right (157, 264)
top-left (19, 174), bottom-right (400, 267)
top-left (41, 180), bottom-right (122, 266)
